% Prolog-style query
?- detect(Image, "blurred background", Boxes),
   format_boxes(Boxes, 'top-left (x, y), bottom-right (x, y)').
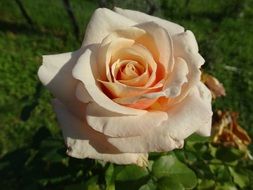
top-left (0, 0), bottom-right (253, 189)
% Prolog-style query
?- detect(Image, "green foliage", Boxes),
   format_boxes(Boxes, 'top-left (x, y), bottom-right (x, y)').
top-left (0, 0), bottom-right (253, 189)
top-left (152, 154), bottom-right (197, 189)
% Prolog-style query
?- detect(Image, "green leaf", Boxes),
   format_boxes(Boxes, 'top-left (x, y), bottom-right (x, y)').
top-left (209, 164), bottom-right (232, 182)
top-left (84, 176), bottom-right (100, 190)
top-left (105, 164), bottom-right (115, 190)
top-left (152, 154), bottom-right (197, 189)
top-left (228, 167), bottom-right (249, 188)
top-left (214, 183), bottom-right (237, 190)
top-left (216, 147), bottom-right (243, 162)
top-left (139, 179), bottom-right (157, 190)
top-left (197, 179), bottom-right (215, 190)
top-left (157, 177), bottom-right (184, 190)
top-left (64, 183), bottom-right (86, 190)
top-left (186, 134), bottom-right (210, 142)
top-left (116, 165), bottom-right (149, 181)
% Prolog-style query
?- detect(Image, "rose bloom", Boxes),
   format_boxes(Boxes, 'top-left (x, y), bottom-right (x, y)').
top-left (38, 8), bottom-right (212, 166)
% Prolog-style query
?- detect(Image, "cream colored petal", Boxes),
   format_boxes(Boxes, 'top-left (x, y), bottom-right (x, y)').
top-left (164, 84), bottom-right (212, 140)
top-left (38, 50), bottom-right (88, 118)
top-left (173, 30), bottom-right (199, 55)
top-left (82, 8), bottom-right (136, 47)
top-left (76, 82), bottom-right (93, 103)
top-left (170, 31), bottom-right (205, 104)
top-left (137, 22), bottom-right (173, 73)
top-left (53, 99), bottom-right (148, 166)
top-left (86, 102), bottom-right (168, 137)
top-left (72, 47), bottom-right (146, 115)
top-left (114, 7), bottom-right (184, 35)
top-left (195, 82), bottom-right (213, 136)
top-left (108, 85), bottom-right (212, 152)
top-left (108, 125), bottom-right (184, 153)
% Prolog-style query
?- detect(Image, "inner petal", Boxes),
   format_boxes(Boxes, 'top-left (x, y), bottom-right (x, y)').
top-left (111, 59), bottom-right (150, 87)
top-left (112, 44), bottom-right (157, 88)
top-left (120, 61), bottom-right (142, 80)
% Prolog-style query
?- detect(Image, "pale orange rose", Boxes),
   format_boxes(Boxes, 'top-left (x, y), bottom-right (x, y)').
top-left (38, 8), bottom-right (212, 166)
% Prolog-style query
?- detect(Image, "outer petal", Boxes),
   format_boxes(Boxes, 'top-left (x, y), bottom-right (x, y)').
top-left (195, 82), bottom-right (213, 136)
top-left (82, 8), bottom-right (136, 47)
top-left (107, 85), bottom-right (212, 153)
top-left (114, 7), bottom-right (184, 35)
top-left (38, 50), bottom-right (88, 118)
top-left (72, 47), bottom-right (146, 115)
top-left (86, 102), bottom-right (168, 137)
top-left (53, 99), bottom-right (148, 166)
top-left (164, 84), bottom-right (212, 140)
top-left (171, 30), bottom-right (205, 104)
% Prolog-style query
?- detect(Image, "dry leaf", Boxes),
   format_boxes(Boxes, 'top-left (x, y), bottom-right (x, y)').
top-left (202, 73), bottom-right (226, 99)
top-left (212, 110), bottom-right (251, 152)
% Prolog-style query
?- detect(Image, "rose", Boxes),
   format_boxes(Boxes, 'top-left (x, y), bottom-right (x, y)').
top-left (38, 7), bottom-right (212, 166)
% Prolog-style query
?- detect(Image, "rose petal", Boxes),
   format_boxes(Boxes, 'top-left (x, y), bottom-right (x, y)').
top-left (76, 82), bottom-right (93, 103)
top-left (112, 60), bottom-right (150, 86)
top-left (114, 7), bottom-right (184, 35)
top-left (82, 8), bottom-right (136, 47)
top-left (108, 126), bottom-right (184, 153)
top-left (112, 44), bottom-right (157, 87)
top-left (86, 102), bottom-right (168, 137)
top-left (53, 99), bottom-right (148, 166)
top-left (173, 30), bottom-right (199, 55)
top-left (195, 82), bottom-right (213, 136)
top-left (136, 22), bottom-right (173, 73)
top-left (98, 37), bottom-right (135, 81)
top-left (38, 50), bottom-right (88, 118)
top-left (110, 57), bottom-right (188, 106)
top-left (72, 47), bottom-right (146, 115)
top-left (98, 80), bottom-right (150, 98)
top-left (170, 30), bottom-right (205, 104)
top-left (165, 83), bottom-right (212, 139)
top-left (107, 85), bottom-right (212, 152)
top-left (139, 56), bottom-right (189, 99)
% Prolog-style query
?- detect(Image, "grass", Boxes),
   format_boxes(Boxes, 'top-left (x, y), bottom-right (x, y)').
top-left (0, 0), bottom-right (253, 189)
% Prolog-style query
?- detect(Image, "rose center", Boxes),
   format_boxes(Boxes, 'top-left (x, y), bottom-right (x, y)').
top-left (112, 60), bottom-right (146, 81)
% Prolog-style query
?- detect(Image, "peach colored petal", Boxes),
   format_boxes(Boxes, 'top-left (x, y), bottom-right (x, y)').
top-left (86, 102), bottom-right (168, 137)
top-left (110, 57), bottom-right (187, 106)
top-left (72, 46), bottom-right (146, 115)
top-left (98, 80), bottom-right (151, 98)
top-left (114, 7), bottom-right (184, 35)
top-left (137, 22), bottom-right (174, 73)
top-left (107, 85), bottom-right (212, 153)
top-left (82, 8), bottom-right (137, 47)
top-left (112, 44), bottom-right (157, 88)
top-left (53, 99), bottom-right (148, 166)
top-left (98, 37), bottom-right (135, 81)
top-left (111, 60), bottom-right (149, 86)
top-left (38, 50), bottom-right (87, 119)
top-left (118, 98), bottom-right (158, 110)
top-left (133, 57), bottom-right (188, 100)
top-left (101, 26), bottom-right (146, 45)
